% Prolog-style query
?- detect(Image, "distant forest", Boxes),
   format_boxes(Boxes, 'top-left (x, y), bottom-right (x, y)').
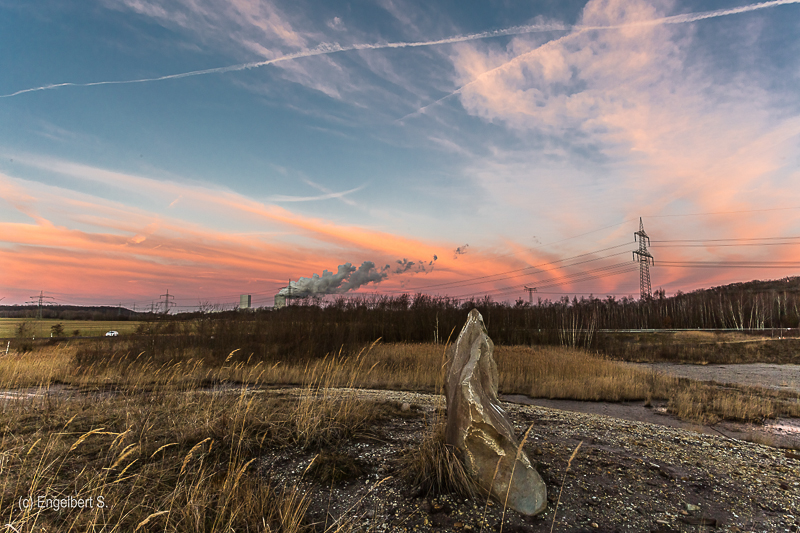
top-left (5, 277), bottom-right (798, 347)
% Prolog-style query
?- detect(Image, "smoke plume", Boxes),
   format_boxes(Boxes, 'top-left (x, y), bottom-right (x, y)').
top-left (278, 261), bottom-right (387, 297)
top-left (393, 255), bottom-right (438, 274)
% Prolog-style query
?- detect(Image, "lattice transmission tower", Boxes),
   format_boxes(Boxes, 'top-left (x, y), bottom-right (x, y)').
top-left (28, 290), bottom-right (55, 319)
top-left (633, 218), bottom-right (654, 299)
top-left (159, 289), bottom-right (175, 314)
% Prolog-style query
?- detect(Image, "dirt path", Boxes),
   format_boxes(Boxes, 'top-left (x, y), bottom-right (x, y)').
top-left (502, 395), bottom-right (800, 450)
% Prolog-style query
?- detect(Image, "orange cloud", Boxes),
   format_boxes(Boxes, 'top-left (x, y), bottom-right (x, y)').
top-left (1, 165), bottom-right (541, 305)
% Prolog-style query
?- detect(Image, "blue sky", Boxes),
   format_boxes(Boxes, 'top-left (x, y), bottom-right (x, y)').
top-left (1, 0), bottom-right (800, 308)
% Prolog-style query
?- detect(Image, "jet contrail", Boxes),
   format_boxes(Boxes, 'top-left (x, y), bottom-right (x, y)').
top-left (0, 23), bottom-right (569, 99)
top-left (397, 0), bottom-right (800, 121)
top-left (1, 0), bottom-right (797, 99)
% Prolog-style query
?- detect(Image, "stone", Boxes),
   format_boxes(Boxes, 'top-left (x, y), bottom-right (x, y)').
top-left (444, 309), bottom-right (547, 515)
top-left (401, 402), bottom-right (411, 412)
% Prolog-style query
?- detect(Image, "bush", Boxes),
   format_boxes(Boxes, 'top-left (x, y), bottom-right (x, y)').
top-left (15, 322), bottom-right (33, 339)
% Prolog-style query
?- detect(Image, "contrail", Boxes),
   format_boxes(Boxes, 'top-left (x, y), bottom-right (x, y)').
top-left (1, 0), bottom-right (797, 99)
top-left (0, 23), bottom-right (569, 99)
top-left (397, 0), bottom-right (800, 121)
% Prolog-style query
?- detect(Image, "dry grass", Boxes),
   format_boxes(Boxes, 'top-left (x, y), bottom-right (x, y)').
top-left (398, 419), bottom-right (480, 499)
top-left (2, 339), bottom-right (798, 425)
top-left (596, 330), bottom-right (800, 364)
top-left (1, 391), bottom-right (316, 531)
top-left (0, 347), bottom-right (384, 532)
top-left (1, 336), bottom-right (798, 530)
top-left (666, 382), bottom-right (797, 424)
top-left (495, 345), bottom-right (676, 402)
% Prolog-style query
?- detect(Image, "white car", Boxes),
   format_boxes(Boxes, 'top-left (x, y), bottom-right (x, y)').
top-left (105, 330), bottom-right (119, 337)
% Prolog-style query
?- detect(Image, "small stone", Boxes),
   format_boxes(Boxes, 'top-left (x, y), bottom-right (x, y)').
top-left (591, 523), bottom-right (599, 528)
top-left (686, 503), bottom-right (700, 512)
top-left (454, 522), bottom-right (464, 529)
top-left (401, 402), bottom-right (411, 412)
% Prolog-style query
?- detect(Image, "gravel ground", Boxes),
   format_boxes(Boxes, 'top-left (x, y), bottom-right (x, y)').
top-left (257, 388), bottom-right (800, 533)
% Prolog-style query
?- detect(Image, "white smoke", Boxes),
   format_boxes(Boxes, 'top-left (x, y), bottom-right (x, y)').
top-left (4, 0), bottom-right (797, 99)
top-left (394, 255), bottom-right (438, 274)
top-left (278, 261), bottom-right (387, 297)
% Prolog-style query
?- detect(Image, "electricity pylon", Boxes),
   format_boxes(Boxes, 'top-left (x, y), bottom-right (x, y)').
top-left (633, 218), bottom-right (654, 299)
top-left (524, 286), bottom-right (537, 304)
top-left (160, 290), bottom-right (175, 314)
top-left (28, 290), bottom-right (55, 319)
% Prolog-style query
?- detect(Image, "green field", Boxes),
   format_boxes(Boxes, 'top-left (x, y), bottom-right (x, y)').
top-left (0, 318), bottom-right (145, 338)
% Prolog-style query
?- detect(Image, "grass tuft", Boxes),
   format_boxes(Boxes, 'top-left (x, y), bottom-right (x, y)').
top-left (399, 419), bottom-right (480, 498)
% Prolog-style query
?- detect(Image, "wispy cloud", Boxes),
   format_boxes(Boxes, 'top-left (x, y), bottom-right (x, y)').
top-left (5, 0), bottom-right (797, 99)
top-left (399, 0), bottom-right (800, 120)
top-left (0, 23), bottom-right (572, 98)
top-left (267, 183), bottom-right (365, 203)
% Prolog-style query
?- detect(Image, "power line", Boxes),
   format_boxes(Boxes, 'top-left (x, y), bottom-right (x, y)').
top-left (659, 261), bottom-right (800, 268)
top-left (446, 262), bottom-right (639, 300)
top-left (652, 236), bottom-right (800, 243)
top-left (388, 243), bottom-right (635, 293)
top-left (647, 205), bottom-right (800, 218)
top-left (652, 243), bottom-right (800, 248)
top-left (436, 218), bottom-right (635, 270)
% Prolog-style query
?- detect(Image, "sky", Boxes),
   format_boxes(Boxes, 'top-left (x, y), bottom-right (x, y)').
top-left (1, 0), bottom-right (800, 310)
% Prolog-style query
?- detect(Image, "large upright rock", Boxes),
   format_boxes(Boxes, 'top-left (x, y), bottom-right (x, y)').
top-left (445, 309), bottom-right (546, 515)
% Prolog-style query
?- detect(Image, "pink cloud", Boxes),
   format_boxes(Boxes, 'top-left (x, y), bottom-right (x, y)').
top-left (2, 162), bottom-right (556, 304)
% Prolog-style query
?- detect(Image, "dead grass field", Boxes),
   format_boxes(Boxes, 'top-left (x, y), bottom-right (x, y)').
top-left (1, 340), bottom-right (799, 531)
top-left (1, 360), bottom-right (381, 531)
top-left (2, 340), bottom-right (798, 425)
top-left (596, 329), bottom-right (800, 364)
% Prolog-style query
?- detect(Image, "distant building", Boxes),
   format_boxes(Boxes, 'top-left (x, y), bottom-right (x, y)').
top-left (239, 294), bottom-right (252, 309)
top-left (274, 294), bottom-right (286, 309)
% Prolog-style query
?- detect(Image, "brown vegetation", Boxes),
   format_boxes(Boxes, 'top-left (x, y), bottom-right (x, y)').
top-left (3, 338), bottom-right (799, 425)
top-left (1, 335), bottom-right (798, 531)
top-left (595, 329), bottom-right (800, 363)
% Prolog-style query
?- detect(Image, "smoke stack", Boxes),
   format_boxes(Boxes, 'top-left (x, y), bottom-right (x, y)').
top-left (278, 261), bottom-right (388, 298)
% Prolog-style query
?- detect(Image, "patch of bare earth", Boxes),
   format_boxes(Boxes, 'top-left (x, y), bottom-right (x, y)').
top-left (259, 389), bottom-right (800, 533)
